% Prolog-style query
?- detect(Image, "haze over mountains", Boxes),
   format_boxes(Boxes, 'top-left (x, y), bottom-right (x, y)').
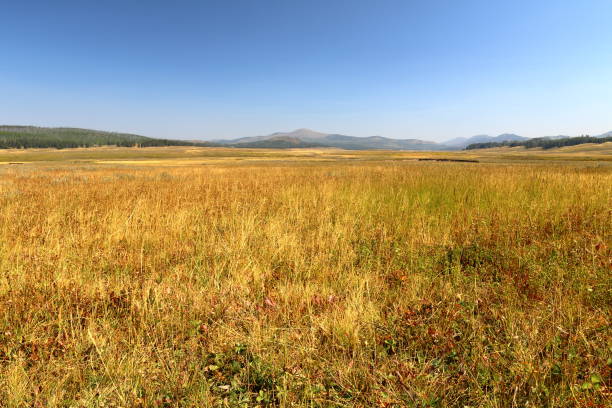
top-left (1, 125), bottom-right (610, 151)
top-left (216, 128), bottom-right (445, 150)
top-left (443, 134), bottom-right (528, 149)
top-left (216, 129), bottom-right (612, 150)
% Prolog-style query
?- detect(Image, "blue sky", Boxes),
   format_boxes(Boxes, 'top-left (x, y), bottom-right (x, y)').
top-left (1, 0), bottom-right (611, 141)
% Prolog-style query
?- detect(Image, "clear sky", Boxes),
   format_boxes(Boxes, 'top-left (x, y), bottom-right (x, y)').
top-left (2, 0), bottom-right (611, 141)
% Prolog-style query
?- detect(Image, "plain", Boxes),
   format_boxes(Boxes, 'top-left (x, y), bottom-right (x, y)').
top-left (0, 146), bottom-right (610, 407)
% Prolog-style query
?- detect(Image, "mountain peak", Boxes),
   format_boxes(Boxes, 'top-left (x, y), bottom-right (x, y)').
top-left (219, 129), bottom-right (444, 150)
top-left (443, 133), bottom-right (527, 148)
top-left (284, 129), bottom-right (329, 139)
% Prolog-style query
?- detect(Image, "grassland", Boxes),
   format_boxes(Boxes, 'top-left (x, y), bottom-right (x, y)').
top-left (0, 142), bottom-right (611, 164)
top-left (0, 146), bottom-right (610, 407)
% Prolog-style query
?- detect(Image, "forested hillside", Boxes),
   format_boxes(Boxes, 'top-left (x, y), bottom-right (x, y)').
top-left (466, 135), bottom-right (612, 150)
top-left (0, 126), bottom-right (216, 149)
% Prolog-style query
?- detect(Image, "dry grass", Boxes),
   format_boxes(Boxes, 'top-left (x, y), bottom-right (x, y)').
top-left (1, 143), bottom-right (611, 165)
top-left (0, 150), bottom-right (610, 407)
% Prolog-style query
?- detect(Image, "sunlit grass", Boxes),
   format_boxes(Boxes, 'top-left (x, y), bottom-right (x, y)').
top-left (0, 151), bottom-right (610, 407)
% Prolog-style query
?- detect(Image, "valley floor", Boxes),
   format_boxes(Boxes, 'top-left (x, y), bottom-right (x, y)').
top-left (0, 146), bottom-right (610, 406)
top-left (0, 142), bottom-right (611, 166)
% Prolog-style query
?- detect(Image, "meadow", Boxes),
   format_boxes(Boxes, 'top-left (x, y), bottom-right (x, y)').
top-left (0, 146), bottom-right (610, 407)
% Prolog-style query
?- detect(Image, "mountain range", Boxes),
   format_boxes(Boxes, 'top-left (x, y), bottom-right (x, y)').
top-left (216, 128), bottom-right (448, 150)
top-left (215, 129), bottom-right (612, 150)
top-left (442, 133), bottom-right (528, 149)
top-left (2, 125), bottom-right (611, 151)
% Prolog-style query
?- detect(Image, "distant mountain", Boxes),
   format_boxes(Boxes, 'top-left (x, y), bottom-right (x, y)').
top-left (233, 136), bottom-right (327, 149)
top-left (271, 128), bottom-right (329, 140)
top-left (218, 129), bottom-right (447, 151)
top-left (443, 133), bottom-right (528, 149)
top-left (495, 133), bottom-right (528, 142)
top-left (0, 125), bottom-right (219, 149)
top-left (517, 131), bottom-right (612, 140)
top-left (444, 131), bottom-right (612, 149)
top-left (465, 135), bottom-right (612, 150)
top-left (5, 125), bottom-right (611, 151)
top-left (541, 132), bottom-right (612, 139)
top-left (442, 137), bottom-right (469, 147)
top-left (216, 129), bottom-right (329, 145)
top-left (540, 135), bottom-right (571, 140)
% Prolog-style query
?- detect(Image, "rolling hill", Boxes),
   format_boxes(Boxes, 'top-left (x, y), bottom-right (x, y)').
top-left (233, 136), bottom-right (327, 149)
top-left (444, 131), bottom-right (612, 149)
top-left (0, 126), bottom-right (219, 149)
top-left (443, 133), bottom-right (528, 149)
top-left (217, 129), bottom-right (447, 150)
top-left (465, 135), bottom-right (612, 150)
top-left (4, 126), bottom-right (611, 151)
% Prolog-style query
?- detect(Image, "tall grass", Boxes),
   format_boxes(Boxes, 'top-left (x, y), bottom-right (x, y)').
top-left (0, 162), bottom-right (610, 407)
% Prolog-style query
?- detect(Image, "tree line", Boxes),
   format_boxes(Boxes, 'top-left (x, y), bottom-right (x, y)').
top-left (0, 127), bottom-right (216, 149)
top-left (466, 135), bottom-right (612, 150)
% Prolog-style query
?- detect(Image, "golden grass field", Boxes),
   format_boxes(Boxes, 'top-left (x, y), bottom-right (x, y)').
top-left (0, 145), bottom-right (610, 407)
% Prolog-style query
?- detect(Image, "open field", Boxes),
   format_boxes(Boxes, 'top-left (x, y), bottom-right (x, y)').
top-left (0, 142), bottom-right (611, 166)
top-left (0, 147), bottom-right (610, 407)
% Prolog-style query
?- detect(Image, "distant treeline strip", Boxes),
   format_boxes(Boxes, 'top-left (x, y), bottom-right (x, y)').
top-left (465, 135), bottom-right (612, 150)
top-left (0, 127), bottom-right (217, 149)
